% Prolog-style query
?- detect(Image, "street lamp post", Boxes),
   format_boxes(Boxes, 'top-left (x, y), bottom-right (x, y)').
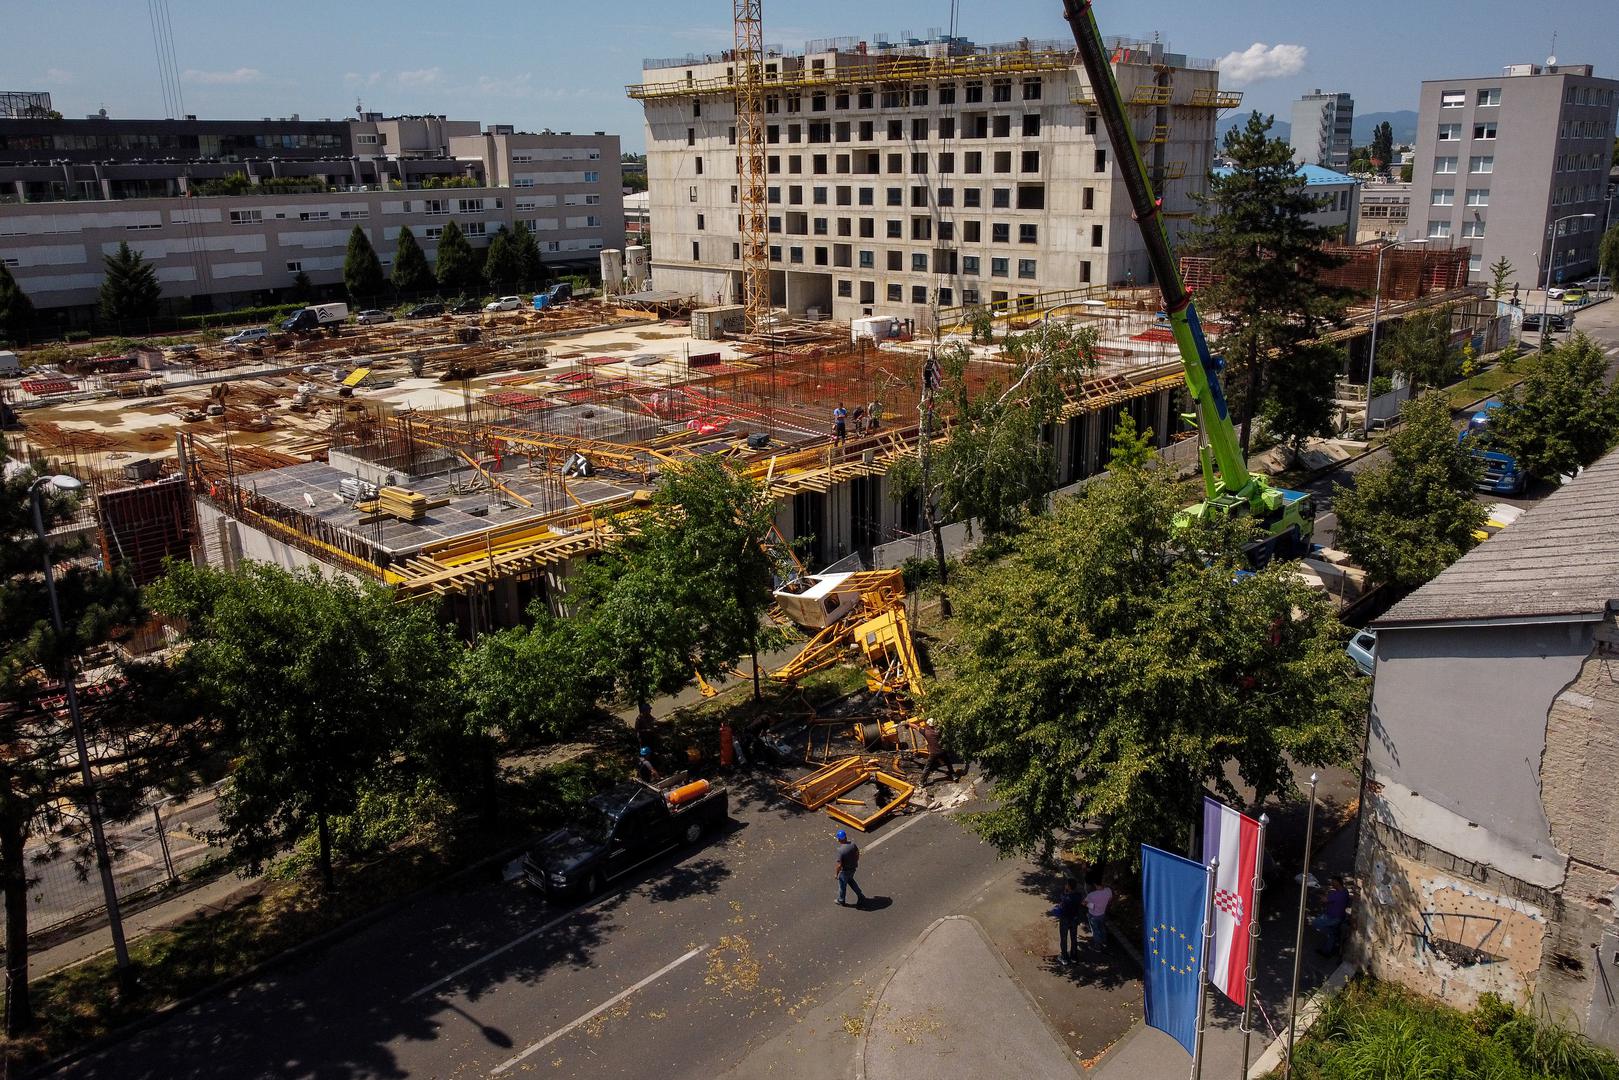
top-left (1541, 213), bottom-right (1598, 352)
top-left (1362, 237), bottom-right (1427, 436)
top-left (29, 474), bottom-right (134, 989)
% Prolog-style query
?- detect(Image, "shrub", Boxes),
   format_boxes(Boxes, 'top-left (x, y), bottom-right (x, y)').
top-left (63, 330), bottom-right (91, 343)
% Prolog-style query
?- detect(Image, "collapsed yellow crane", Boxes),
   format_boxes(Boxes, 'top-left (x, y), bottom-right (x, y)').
top-left (770, 569), bottom-right (925, 702)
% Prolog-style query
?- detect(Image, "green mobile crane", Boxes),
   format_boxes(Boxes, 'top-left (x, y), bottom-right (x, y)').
top-left (1061, 0), bottom-right (1314, 563)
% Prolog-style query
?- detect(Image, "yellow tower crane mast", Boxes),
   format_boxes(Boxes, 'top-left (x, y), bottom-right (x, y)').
top-left (733, 0), bottom-right (771, 334)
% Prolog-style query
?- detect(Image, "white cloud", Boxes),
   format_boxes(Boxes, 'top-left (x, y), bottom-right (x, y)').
top-left (343, 71), bottom-right (384, 88)
top-left (395, 67), bottom-right (444, 89)
top-left (182, 67), bottom-right (264, 86)
top-left (1215, 43), bottom-right (1307, 86)
top-left (45, 67), bottom-right (74, 84)
top-left (472, 74), bottom-right (534, 99)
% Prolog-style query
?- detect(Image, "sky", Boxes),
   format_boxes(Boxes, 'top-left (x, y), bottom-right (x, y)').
top-left (9, 0), bottom-right (1618, 152)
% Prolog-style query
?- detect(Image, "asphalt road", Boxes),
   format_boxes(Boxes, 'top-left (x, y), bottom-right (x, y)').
top-left (59, 776), bottom-right (1010, 1080)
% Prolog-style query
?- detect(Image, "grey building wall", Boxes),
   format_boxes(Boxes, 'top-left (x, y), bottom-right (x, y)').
top-left (1290, 90), bottom-right (1354, 169)
top-left (1408, 66), bottom-right (1618, 289)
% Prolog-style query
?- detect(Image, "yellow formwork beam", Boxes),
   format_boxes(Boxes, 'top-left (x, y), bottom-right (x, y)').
top-left (628, 50), bottom-right (1075, 101)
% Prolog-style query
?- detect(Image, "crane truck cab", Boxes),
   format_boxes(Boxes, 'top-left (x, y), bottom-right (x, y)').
top-left (1457, 400), bottom-right (1526, 495)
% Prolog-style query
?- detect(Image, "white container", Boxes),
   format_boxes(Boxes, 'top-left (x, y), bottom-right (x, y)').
top-left (625, 245), bottom-right (650, 290)
top-left (600, 249), bottom-right (624, 295)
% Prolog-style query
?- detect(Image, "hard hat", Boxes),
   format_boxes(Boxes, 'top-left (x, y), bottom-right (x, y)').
top-left (835, 830), bottom-right (848, 842)
top-left (925, 719), bottom-right (936, 728)
top-left (640, 747), bottom-right (651, 756)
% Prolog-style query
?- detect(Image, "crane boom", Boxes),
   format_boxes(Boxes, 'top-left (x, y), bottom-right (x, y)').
top-left (1061, 1), bottom-right (1311, 554)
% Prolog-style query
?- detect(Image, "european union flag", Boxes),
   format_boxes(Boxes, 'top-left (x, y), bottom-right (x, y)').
top-left (1141, 844), bottom-right (1209, 1057)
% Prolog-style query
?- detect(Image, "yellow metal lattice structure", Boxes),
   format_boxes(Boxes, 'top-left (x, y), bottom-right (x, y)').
top-left (628, 49), bottom-right (1075, 101)
top-left (733, 0), bottom-right (771, 335)
top-left (1188, 87), bottom-right (1244, 109)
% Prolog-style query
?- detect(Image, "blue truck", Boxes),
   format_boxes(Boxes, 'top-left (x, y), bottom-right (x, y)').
top-left (1458, 400), bottom-right (1525, 495)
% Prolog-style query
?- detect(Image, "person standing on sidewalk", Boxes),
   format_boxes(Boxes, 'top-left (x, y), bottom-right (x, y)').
top-left (1049, 878), bottom-right (1083, 964)
top-left (1084, 875), bottom-right (1114, 952)
top-left (833, 830), bottom-right (867, 907)
top-left (1313, 876), bottom-right (1352, 957)
top-left (919, 719), bottom-right (958, 786)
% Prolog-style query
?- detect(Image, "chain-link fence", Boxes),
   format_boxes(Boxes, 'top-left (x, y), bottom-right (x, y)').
top-left (12, 781), bottom-right (229, 942)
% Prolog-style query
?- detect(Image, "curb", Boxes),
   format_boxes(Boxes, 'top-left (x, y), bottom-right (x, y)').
top-left (854, 914), bottom-right (1084, 1080)
top-left (26, 839), bottom-right (531, 1078)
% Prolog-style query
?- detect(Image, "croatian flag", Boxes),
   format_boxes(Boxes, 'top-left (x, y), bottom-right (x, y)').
top-left (1201, 796), bottom-right (1263, 1007)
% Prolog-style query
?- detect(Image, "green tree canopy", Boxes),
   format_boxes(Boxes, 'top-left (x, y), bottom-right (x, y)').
top-left (511, 220), bottom-right (543, 291)
top-left (1370, 122), bottom-right (1394, 171)
top-left (390, 226), bottom-right (436, 298)
top-left (1383, 307), bottom-right (1458, 391)
top-left (1195, 111), bottom-right (1349, 454)
top-left (931, 459), bottom-right (1364, 865)
top-left (97, 240), bottom-right (162, 325)
top-left (1333, 391), bottom-right (1486, 590)
top-left (1600, 224), bottom-right (1619, 285)
top-left (342, 225), bottom-right (386, 306)
top-left (1488, 333), bottom-right (1619, 481)
top-left (483, 225), bottom-right (521, 294)
top-left (1262, 341), bottom-right (1345, 460)
top-left (0, 261), bottom-right (35, 344)
top-left (290, 269), bottom-right (315, 301)
top-left (1488, 256), bottom-right (1515, 300)
top-left (151, 562), bottom-right (459, 893)
top-left (570, 458), bottom-right (783, 713)
top-left (434, 219), bottom-right (480, 297)
top-left (460, 609), bottom-right (604, 744)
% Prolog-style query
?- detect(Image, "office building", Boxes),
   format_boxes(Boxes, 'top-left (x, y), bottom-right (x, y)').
top-left (1290, 89), bottom-right (1354, 169)
top-left (1355, 180), bottom-right (1411, 242)
top-left (631, 34), bottom-right (1232, 327)
top-left (1407, 63), bottom-right (1618, 287)
top-left (0, 113), bottom-right (624, 315)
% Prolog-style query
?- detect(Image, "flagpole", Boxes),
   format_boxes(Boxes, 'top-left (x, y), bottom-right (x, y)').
top-left (1283, 774), bottom-right (1320, 1080)
top-left (1239, 813), bottom-right (1269, 1077)
top-left (1191, 856), bottom-right (1218, 1080)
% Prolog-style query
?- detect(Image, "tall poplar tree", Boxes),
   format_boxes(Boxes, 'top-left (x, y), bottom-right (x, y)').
top-left (434, 219), bottom-right (480, 298)
top-left (341, 225), bottom-right (386, 305)
top-left (0, 261), bottom-right (34, 344)
top-left (390, 225), bottom-right (435, 298)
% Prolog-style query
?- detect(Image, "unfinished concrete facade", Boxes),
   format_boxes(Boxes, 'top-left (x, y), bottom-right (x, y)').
top-left (631, 34), bottom-right (1230, 328)
top-left (1354, 446), bottom-right (1619, 1047)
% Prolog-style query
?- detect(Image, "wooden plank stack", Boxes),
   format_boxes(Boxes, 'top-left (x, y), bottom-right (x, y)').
top-left (377, 486), bottom-right (429, 523)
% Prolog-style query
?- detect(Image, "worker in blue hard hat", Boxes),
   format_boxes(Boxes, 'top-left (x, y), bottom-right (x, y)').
top-left (833, 829), bottom-right (867, 907)
top-left (636, 746), bottom-right (661, 784)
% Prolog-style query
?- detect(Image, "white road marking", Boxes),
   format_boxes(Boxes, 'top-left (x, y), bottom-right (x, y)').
top-left (404, 904), bottom-right (592, 1002)
top-left (489, 944), bottom-right (707, 1075)
top-left (864, 811), bottom-right (928, 852)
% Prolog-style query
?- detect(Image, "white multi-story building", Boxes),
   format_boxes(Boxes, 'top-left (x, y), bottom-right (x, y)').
top-left (631, 35), bottom-right (1231, 328)
top-left (1289, 90), bottom-right (1355, 170)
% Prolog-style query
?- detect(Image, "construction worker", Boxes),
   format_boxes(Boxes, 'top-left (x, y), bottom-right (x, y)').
top-left (636, 746), bottom-right (661, 784)
top-left (833, 830), bottom-right (867, 907)
top-left (919, 719), bottom-right (958, 785)
top-left (832, 402), bottom-right (848, 445)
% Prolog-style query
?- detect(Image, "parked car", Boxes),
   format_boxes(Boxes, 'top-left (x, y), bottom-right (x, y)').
top-left (1346, 629), bottom-right (1377, 677)
top-left (485, 295), bottom-right (522, 312)
top-left (1559, 288), bottom-right (1588, 305)
top-left (407, 302), bottom-right (445, 318)
top-left (223, 327), bottom-right (270, 346)
top-left (522, 779), bottom-right (728, 901)
top-left (355, 309), bottom-right (393, 325)
top-left (450, 298), bottom-right (483, 315)
top-left (1520, 312), bottom-right (1569, 333)
top-left (1579, 274), bottom-right (1611, 291)
top-left (1546, 286), bottom-right (1568, 300)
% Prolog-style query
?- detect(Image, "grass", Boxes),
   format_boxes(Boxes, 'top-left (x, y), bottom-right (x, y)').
top-left (1446, 352), bottom-right (1540, 410)
top-left (1273, 976), bottom-right (1619, 1080)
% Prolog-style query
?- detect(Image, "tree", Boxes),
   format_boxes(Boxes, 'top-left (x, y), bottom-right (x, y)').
top-left (1370, 122), bottom-right (1395, 173)
top-left (151, 563), bottom-right (459, 894)
top-left (1399, 162), bottom-right (1414, 183)
top-left (1599, 224), bottom-right (1619, 286)
top-left (1384, 307), bottom-right (1457, 391)
top-left (1488, 256), bottom-right (1515, 300)
top-left (0, 457), bottom-right (183, 1033)
top-left (434, 219), bottom-right (481, 298)
top-left (342, 225), bottom-right (386, 306)
top-left (511, 220), bottom-right (544, 291)
top-left (1489, 332), bottom-right (1619, 480)
top-left (1262, 341), bottom-right (1345, 462)
top-left (290, 270), bottom-right (314, 302)
top-left (570, 458), bottom-right (783, 714)
top-left (386, 226), bottom-right (432, 300)
top-left (1333, 391), bottom-right (1486, 590)
top-left (461, 610), bottom-right (603, 744)
top-left (483, 225), bottom-right (521, 294)
top-left (931, 458), bottom-right (1364, 865)
top-left (97, 241), bottom-right (162, 325)
top-left (0, 260), bottom-right (35, 344)
top-left (1195, 111), bottom-right (1349, 455)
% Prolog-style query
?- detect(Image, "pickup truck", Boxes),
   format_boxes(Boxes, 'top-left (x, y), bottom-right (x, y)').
top-left (522, 778), bottom-right (728, 901)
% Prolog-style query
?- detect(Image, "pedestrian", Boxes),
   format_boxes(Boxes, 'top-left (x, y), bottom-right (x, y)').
top-left (1084, 875), bottom-right (1114, 951)
top-left (833, 829), bottom-right (867, 907)
top-left (919, 719), bottom-right (958, 785)
top-left (636, 746), bottom-right (661, 784)
top-left (1313, 876), bottom-right (1352, 957)
top-left (1049, 878), bottom-right (1083, 964)
top-left (832, 402), bottom-right (848, 445)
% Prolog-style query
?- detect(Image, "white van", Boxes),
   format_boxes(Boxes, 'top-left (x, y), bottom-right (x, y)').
top-left (0, 351), bottom-right (21, 377)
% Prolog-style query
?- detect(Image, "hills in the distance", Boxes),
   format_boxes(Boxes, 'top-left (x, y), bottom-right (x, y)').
top-left (1216, 110), bottom-right (1419, 147)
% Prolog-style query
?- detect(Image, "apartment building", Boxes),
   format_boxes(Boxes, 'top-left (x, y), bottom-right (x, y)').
top-left (1408, 63), bottom-right (1618, 288)
top-left (631, 35), bottom-right (1229, 327)
top-left (1355, 180), bottom-right (1412, 242)
top-left (1290, 89), bottom-right (1355, 169)
top-left (0, 113), bottom-right (623, 316)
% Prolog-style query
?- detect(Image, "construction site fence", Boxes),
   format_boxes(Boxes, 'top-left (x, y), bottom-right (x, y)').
top-left (5, 781), bottom-right (229, 946)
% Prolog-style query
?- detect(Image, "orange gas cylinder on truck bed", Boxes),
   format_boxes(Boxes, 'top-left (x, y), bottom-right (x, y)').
top-left (667, 779), bottom-right (711, 806)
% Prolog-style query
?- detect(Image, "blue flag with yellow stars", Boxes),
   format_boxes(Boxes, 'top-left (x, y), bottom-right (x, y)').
top-left (1141, 844), bottom-right (1208, 1057)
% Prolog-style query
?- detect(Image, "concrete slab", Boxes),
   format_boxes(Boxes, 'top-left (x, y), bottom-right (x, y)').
top-left (859, 915), bottom-right (1080, 1080)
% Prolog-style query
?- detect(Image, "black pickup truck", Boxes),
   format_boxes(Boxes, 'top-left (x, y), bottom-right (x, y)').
top-left (522, 779), bottom-right (728, 901)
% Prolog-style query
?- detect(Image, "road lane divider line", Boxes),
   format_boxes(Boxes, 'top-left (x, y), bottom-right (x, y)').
top-left (489, 944), bottom-right (708, 1076)
top-left (404, 905), bottom-right (589, 1002)
top-left (864, 811), bottom-right (927, 852)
